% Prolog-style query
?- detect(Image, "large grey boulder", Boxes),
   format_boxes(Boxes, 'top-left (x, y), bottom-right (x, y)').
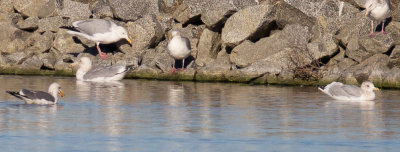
top-left (16, 16), bottom-right (39, 30)
top-left (359, 34), bottom-right (394, 54)
top-left (108, 0), bottom-right (159, 21)
top-left (57, 0), bottom-right (92, 20)
top-left (173, 0), bottom-right (256, 25)
top-left (125, 15), bottom-right (164, 52)
top-left (90, 0), bottom-right (113, 18)
top-left (230, 24), bottom-right (311, 68)
top-left (195, 29), bottom-right (221, 66)
top-left (222, 5), bottom-right (275, 47)
top-left (13, 0), bottom-right (51, 17)
top-left (38, 16), bottom-right (66, 32)
top-left (0, 0), bottom-right (14, 13)
top-left (52, 29), bottom-right (92, 54)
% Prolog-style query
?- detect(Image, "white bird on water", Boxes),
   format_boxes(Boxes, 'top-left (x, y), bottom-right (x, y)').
top-left (6, 82), bottom-right (64, 105)
top-left (62, 19), bottom-right (132, 60)
top-left (167, 30), bottom-right (191, 73)
top-left (365, 0), bottom-right (391, 37)
top-left (70, 57), bottom-right (132, 82)
top-left (319, 81), bottom-right (379, 101)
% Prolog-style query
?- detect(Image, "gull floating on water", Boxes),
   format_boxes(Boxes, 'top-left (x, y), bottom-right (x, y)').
top-left (6, 82), bottom-right (64, 105)
top-left (71, 57), bottom-right (133, 82)
top-left (62, 19), bottom-right (132, 59)
top-left (319, 81), bottom-right (379, 101)
top-left (365, 0), bottom-right (391, 36)
top-left (167, 30), bottom-right (191, 73)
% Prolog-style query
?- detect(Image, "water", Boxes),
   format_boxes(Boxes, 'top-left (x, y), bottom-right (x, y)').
top-left (0, 75), bottom-right (399, 151)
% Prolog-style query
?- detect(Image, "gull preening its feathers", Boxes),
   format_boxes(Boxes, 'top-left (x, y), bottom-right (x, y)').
top-left (365, 0), bottom-right (391, 36)
top-left (62, 19), bottom-right (132, 60)
top-left (167, 30), bottom-right (191, 73)
top-left (71, 57), bottom-right (133, 82)
top-left (319, 81), bottom-right (379, 101)
top-left (6, 83), bottom-right (64, 105)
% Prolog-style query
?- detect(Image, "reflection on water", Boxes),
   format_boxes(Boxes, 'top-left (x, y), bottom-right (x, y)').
top-left (0, 75), bottom-right (400, 151)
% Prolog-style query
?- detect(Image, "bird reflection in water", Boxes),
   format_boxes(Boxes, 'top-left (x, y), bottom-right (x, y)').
top-left (76, 81), bottom-right (125, 103)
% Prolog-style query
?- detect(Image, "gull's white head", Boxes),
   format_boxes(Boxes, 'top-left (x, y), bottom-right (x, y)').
top-left (361, 81), bottom-right (379, 92)
top-left (71, 57), bottom-right (92, 71)
top-left (171, 30), bottom-right (180, 37)
top-left (115, 26), bottom-right (132, 45)
top-left (48, 82), bottom-right (64, 98)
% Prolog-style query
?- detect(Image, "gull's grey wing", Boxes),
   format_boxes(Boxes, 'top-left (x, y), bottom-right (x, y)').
top-left (84, 65), bottom-right (127, 80)
top-left (21, 89), bottom-right (55, 102)
top-left (328, 84), bottom-right (361, 97)
top-left (182, 37), bottom-right (191, 50)
top-left (74, 19), bottom-right (113, 36)
top-left (341, 85), bottom-right (362, 97)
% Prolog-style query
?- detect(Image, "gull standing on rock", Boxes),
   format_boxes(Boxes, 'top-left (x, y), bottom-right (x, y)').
top-left (167, 30), bottom-right (191, 73)
top-left (6, 82), bottom-right (64, 105)
top-left (365, 0), bottom-right (391, 36)
top-left (62, 19), bottom-right (132, 59)
top-left (319, 81), bottom-right (379, 101)
top-left (70, 57), bottom-right (132, 82)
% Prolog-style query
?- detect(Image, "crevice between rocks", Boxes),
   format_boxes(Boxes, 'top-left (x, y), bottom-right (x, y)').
top-left (384, 45), bottom-right (395, 56)
top-left (183, 15), bottom-right (204, 28)
top-left (248, 21), bottom-right (280, 43)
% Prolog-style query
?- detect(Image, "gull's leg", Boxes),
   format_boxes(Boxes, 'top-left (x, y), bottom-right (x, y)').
top-left (180, 59), bottom-right (185, 70)
top-left (96, 42), bottom-right (108, 59)
top-left (369, 20), bottom-right (375, 37)
top-left (380, 21), bottom-right (387, 34)
top-left (169, 60), bottom-right (176, 73)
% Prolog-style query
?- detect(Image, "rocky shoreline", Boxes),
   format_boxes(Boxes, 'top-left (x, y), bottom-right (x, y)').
top-left (1, 0), bottom-right (400, 88)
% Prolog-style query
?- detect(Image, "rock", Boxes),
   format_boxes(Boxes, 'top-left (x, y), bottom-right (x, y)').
top-left (54, 54), bottom-right (76, 71)
top-left (222, 5), bottom-right (275, 47)
top-left (38, 16), bottom-right (66, 32)
top-left (159, 0), bottom-right (180, 14)
top-left (174, 0), bottom-right (256, 24)
top-left (230, 24), bottom-right (311, 68)
top-left (91, 0), bottom-right (113, 18)
top-left (195, 29), bottom-right (221, 66)
top-left (53, 29), bottom-right (91, 54)
top-left (20, 56), bottom-right (43, 70)
top-left (38, 52), bottom-right (56, 69)
top-left (6, 51), bottom-right (31, 64)
top-left (16, 16), bottom-right (39, 30)
top-left (307, 34), bottom-right (338, 60)
top-left (0, 21), bottom-right (30, 54)
top-left (57, 0), bottom-right (92, 20)
top-left (359, 34), bottom-right (394, 54)
top-left (196, 50), bottom-right (231, 81)
top-left (0, 0), bottom-right (14, 13)
top-left (386, 21), bottom-right (400, 45)
top-left (26, 31), bottom-right (55, 54)
top-left (348, 54), bottom-right (390, 81)
top-left (201, 8), bottom-right (236, 30)
top-left (275, 1), bottom-right (315, 28)
top-left (389, 45), bottom-right (400, 68)
top-left (37, 0), bottom-right (57, 18)
top-left (125, 15), bottom-right (164, 51)
top-left (393, 2), bottom-right (400, 22)
top-left (13, 0), bottom-right (50, 17)
top-left (108, 0), bottom-right (159, 21)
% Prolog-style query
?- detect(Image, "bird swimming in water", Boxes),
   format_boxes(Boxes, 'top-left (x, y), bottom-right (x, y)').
top-left (70, 57), bottom-right (133, 82)
top-left (319, 81), bottom-right (379, 101)
top-left (6, 82), bottom-right (64, 105)
top-left (365, 0), bottom-right (391, 37)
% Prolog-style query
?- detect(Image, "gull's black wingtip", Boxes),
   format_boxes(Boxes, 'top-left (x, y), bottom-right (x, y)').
top-left (60, 26), bottom-right (79, 32)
